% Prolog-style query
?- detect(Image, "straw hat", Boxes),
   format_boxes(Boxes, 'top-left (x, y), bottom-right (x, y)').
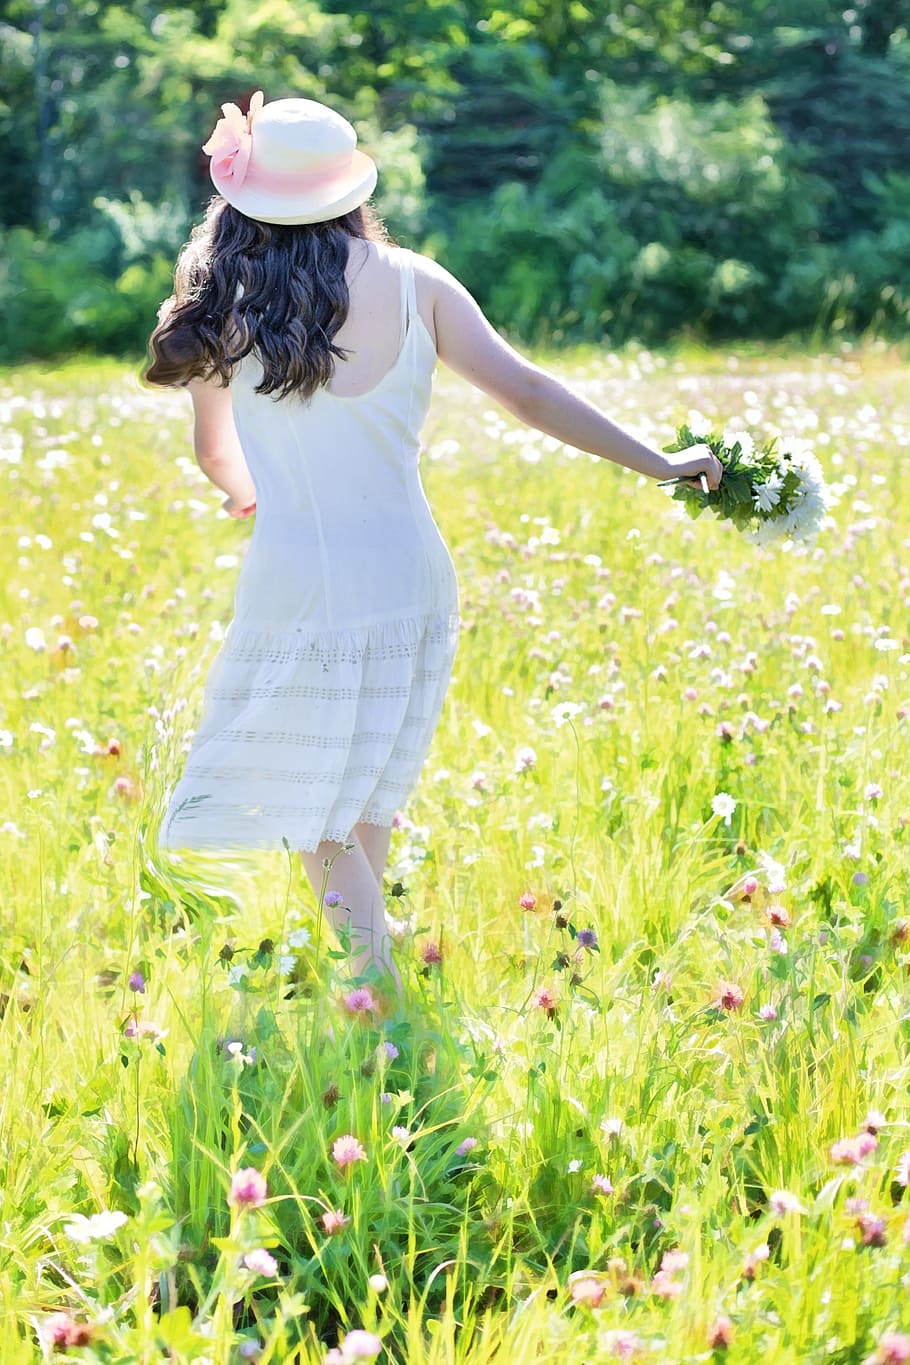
top-left (202, 91), bottom-right (378, 225)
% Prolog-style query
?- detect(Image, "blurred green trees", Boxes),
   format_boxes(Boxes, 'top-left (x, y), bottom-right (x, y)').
top-left (2, 0), bottom-right (909, 359)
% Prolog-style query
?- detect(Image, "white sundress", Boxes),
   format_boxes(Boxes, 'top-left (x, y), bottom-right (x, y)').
top-left (158, 246), bottom-right (460, 853)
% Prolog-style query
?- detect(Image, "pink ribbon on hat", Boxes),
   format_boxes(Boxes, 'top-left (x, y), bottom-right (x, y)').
top-left (201, 90), bottom-right (264, 186)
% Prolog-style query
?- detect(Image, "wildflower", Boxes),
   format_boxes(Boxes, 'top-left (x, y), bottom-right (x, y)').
top-left (242, 1248), bottom-right (279, 1276)
top-left (592, 1174), bottom-right (614, 1195)
top-left (519, 892), bottom-right (537, 911)
top-left (650, 1268), bottom-right (682, 1299)
top-left (740, 876), bottom-right (759, 897)
top-left (288, 927), bottom-right (311, 949)
top-left (332, 1134), bottom-right (367, 1169)
top-left (708, 1315), bottom-right (735, 1348)
top-left (533, 986), bottom-right (558, 1019)
top-left (768, 927), bottom-right (787, 955)
top-left (324, 891), bottom-right (343, 907)
top-left (229, 1168), bottom-right (267, 1209)
top-left (893, 1151), bottom-right (910, 1185)
top-left (600, 1117), bottom-right (623, 1137)
top-left (863, 1109), bottom-right (887, 1134)
top-left (39, 1313), bottom-right (95, 1347)
top-left (514, 745), bottom-right (537, 772)
top-left (63, 1209), bottom-right (128, 1243)
top-left (660, 1249), bottom-right (689, 1274)
top-left (866, 1332), bottom-right (910, 1365)
top-left (455, 1137), bottom-right (478, 1157)
top-left (391, 1126), bottom-right (411, 1147)
top-left (577, 927), bottom-right (598, 949)
top-left (865, 782), bottom-right (884, 801)
top-left (127, 970), bottom-right (146, 993)
top-left (601, 1329), bottom-right (644, 1358)
top-left (552, 701), bottom-right (583, 726)
top-left (830, 1132), bottom-right (878, 1165)
top-left (742, 1243), bottom-right (770, 1279)
top-left (711, 792), bottom-right (737, 825)
top-left (569, 1275), bottom-right (607, 1308)
top-left (420, 940), bottom-right (443, 966)
top-left (338, 1329), bottom-right (383, 1360)
top-left (769, 1190), bottom-right (804, 1216)
top-left (767, 904), bottom-right (791, 926)
top-left (239, 1342), bottom-right (262, 1360)
top-left (368, 1273), bottom-right (388, 1292)
top-left (321, 1209), bottom-right (350, 1235)
top-left (123, 1018), bottom-right (167, 1043)
top-left (711, 980), bottom-right (744, 1011)
top-left (758, 1003), bottom-right (778, 1021)
top-left (381, 1041), bottom-right (399, 1061)
top-left (856, 1212), bottom-right (888, 1247)
top-left (343, 986), bottom-right (378, 1015)
top-left (567, 1158), bottom-right (582, 1173)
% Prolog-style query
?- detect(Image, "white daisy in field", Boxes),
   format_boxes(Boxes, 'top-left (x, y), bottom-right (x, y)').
top-left (63, 1210), bottom-right (128, 1243)
top-left (711, 792), bottom-right (737, 825)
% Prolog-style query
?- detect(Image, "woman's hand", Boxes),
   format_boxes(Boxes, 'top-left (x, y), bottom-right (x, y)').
top-left (222, 495), bottom-right (257, 519)
top-left (660, 443), bottom-right (724, 491)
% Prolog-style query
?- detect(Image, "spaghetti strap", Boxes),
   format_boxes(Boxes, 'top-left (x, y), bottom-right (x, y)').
top-left (397, 247), bottom-right (411, 347)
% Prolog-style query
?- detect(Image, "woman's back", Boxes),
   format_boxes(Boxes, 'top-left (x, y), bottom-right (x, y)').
top-left (226, 242), bottom-right (456, 633)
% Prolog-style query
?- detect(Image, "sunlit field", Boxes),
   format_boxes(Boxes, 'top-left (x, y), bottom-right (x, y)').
top-left (2, 342), bottom-right (910, 1363)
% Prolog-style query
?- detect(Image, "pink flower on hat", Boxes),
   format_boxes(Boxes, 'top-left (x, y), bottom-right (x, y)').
top-left (202, 90), bottom-right (264, 186)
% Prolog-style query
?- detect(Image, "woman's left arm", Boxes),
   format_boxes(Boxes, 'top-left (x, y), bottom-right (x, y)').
top-left (187, 376), bottom-right (257, 513)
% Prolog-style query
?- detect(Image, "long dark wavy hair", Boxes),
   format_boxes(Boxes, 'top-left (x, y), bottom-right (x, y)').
top-left (144, 197), bottom-right (391, 400)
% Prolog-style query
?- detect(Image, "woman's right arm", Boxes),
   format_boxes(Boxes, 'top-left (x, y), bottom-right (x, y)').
top-left (419, 257), bottom-right (723, 489)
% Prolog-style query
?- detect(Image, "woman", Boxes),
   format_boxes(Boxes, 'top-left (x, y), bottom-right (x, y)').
top-left (146, 92), bottom-right (722, 990)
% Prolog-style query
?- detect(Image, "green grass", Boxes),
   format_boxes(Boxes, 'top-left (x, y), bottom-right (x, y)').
top-left (0, 341), bottom-right (909, 1362)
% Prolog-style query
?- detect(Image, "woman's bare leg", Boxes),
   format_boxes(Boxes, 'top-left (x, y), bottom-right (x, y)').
top-left (353, 821), bottom-right (393, 884)
top-left (299, 835), bottom-right (401, 990)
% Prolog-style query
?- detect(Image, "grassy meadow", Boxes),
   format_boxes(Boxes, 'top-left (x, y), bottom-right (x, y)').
top-left (1, 342), bottom-right (909, 1362)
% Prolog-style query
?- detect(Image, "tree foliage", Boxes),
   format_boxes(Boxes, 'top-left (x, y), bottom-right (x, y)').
top-left (2, 0), bottom-right (909, 358)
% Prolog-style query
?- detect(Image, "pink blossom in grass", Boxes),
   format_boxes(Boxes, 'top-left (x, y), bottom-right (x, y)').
top-left (242, 1248), bottom-right (278, 1276)
top-left (420, 940), bottom-right (443, 966)
top-left (601, 1329), bottom-right (644, 1358)
top-left (866, 1332), bottom-right (910, 1365)
top-left (533, 986), bottom-right (558, 1019)
top-left (127, 970), bottom-right (146, 993)
top-left (569, 1276), bottom-right (607, 1308)
top-left (767, 904), bottom-right (791, 926)
top-left (338, 1329), bottom-right (383, 1360)
top-left (659, 1248), bottom-right (689, 1274)
top-left (769, 1190), bottom-right (804, 1216)
top-left (40, 1313), bottom-right (95, 1347)
top-left (711, 980), bottom-right (744, 1011)
top-left (740, 876), bottom-right (760, 898)
top-left (321, 1209), bottom-right (350, 1235)
top-left (455, 1137), bottom-right (478, 1157)
top-left (856, 1212), bottom-right (888, 1247)
top-left (519, 892), bottom-right (537, 911)
top-left (742, 1243), bottom-right (770, 1280)
top-left (863, 1109), bottom-right (887, 1134)
top-left (650, 1268), bottom-right (682, 1299)
top-left (592, 1173), bottom-right (614, 1195)
top-left (343, 986), bottom-right (378, 1015)
top-left (229, 1167), bottom-right (267, 1209)
top-left (830, 1132), bottom-right (878, 1165)
top-left (708, 1315), bottom-right (735, 1349)
top-left (758, 1003), bottom-right (778, 1021)
top-left (332, 1134), bottom-right (367, 1169)
top-left (893, 1151), bottom-right (910, 1185)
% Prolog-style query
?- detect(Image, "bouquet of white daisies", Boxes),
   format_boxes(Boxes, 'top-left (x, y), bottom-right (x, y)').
top-left (659, 420), bottom-right (834, 545)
